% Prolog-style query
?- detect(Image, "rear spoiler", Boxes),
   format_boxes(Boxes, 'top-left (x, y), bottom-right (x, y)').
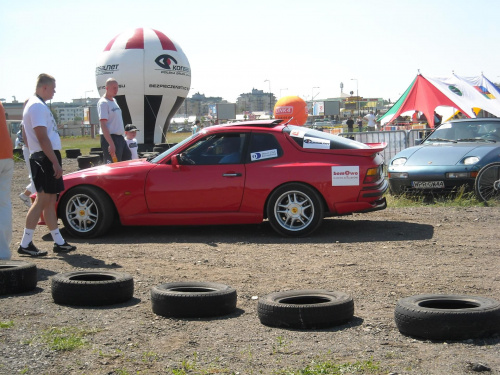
top-left (364, 142), bottom-right (387, 154)
top-left (329, 142), bottom-right (386, 157)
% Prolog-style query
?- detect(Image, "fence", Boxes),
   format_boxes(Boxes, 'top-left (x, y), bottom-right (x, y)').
top-left (335, 129), bottom-right (434, 166)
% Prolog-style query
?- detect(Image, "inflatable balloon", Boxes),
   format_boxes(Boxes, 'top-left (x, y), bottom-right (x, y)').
top-left (95, 28), bottom-right (191, 148)
top-left (273, 96), bottom-right (309, 125)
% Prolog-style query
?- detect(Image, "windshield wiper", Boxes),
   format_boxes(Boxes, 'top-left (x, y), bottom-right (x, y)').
top-left (426, 138), bottom-right (456, 143)
top-left (456, 138), bottom-right (497, 143)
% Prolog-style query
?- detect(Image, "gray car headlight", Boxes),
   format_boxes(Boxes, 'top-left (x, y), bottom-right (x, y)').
top-left (391, 157), bottom-right (407, 166)
top-left (463, 156), bottom-right (479, 165)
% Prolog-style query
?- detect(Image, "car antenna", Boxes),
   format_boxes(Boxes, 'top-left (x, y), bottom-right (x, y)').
top-left (283, 117), bottom-right (294, 127)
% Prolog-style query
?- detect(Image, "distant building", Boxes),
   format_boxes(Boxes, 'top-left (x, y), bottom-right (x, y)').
top-left (236, 89), bottom-right (276, 114)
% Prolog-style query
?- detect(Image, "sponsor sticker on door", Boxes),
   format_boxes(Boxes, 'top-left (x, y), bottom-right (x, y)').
top-left (331, 166), bottom-right (360, 186)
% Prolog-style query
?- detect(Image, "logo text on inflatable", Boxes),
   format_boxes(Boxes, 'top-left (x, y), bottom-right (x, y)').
top-left (155, 54), bottom-right (191, 77)
top-left (96, 64), bottom-right (120, 76)
top-left (275, 106), bottom-right (293, 115)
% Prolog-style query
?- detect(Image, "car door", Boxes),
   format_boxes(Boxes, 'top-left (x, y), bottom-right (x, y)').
top-left (145, 133), bottom-right (247, 213)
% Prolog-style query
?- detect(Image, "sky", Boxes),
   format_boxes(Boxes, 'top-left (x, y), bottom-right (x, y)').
top-left (2, 0), bottom-right (500, 105)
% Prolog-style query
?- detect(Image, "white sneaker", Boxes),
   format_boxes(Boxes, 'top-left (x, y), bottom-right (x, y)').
top-left (19, 193), bottom-right (31, 207)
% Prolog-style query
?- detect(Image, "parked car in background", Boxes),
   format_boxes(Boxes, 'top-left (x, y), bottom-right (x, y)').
top-left (56, 120), bottom-right (387, 238)
top-left (388, 118), bottom-right (500, 195)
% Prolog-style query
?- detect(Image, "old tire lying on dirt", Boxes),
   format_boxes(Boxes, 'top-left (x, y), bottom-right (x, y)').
top-left (258, 290), bottom-right (354, 329)
top-left (151, 281), bottom-right (237, 318)
top-left (0, 261), bottom-right (37, 295)
top-left (77, 155), bottom-right (101, 170)
top-left (66, 148), bottom-right (81, 158)
top-left (394, 294), bottom-right (500, 340)
top-left (52, 271), bottom-right (134, 306)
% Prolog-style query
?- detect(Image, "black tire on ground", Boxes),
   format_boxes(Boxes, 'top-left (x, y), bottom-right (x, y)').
top-left (77, 154), bottom-right (101, 169)
top-left (258, 290), bottom-right (354, 329)
top-left (151, 281), bottom-right (237, 318)
top-left (474, 162), bottom-right (500, 204)
top-left (89, 150), bottom-right (104, 163)
top-left (0, 261), bottom-right (37, 295)
top-left (153, 147), bottom-right (165, 153)
top-left (58, 186), bottom-right (115, 238)
top-left (51, 271), bottom-right (134, 306)
top-left (394, 294), bottom-right (500, 340)
top-left (66, 148), bottom-right (82, 158)
top-left (90, 147), bottom-right (102, 152)
top-left (266, 183), bottom-right (324, 237)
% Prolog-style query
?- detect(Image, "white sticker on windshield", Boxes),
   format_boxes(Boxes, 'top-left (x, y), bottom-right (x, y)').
top-left (332, 166), bottom-right (360, 186)
top-left (251, 149), bottom-right (278, 161)
top-left (303, 136), bottom-right (330, 149)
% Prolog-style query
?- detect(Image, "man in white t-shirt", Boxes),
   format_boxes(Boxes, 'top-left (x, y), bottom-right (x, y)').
top-left (18, 73), bottom-right (76, 256)
top-left (364, 111), bottom-right (377, 131)
top-left (98, 78), bottom-right (131, 163)
top-left (124, 124), bottom-right (140, 159)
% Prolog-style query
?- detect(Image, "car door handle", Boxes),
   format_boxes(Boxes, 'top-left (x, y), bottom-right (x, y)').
top-left (222, 173), bottom-right (242, 177)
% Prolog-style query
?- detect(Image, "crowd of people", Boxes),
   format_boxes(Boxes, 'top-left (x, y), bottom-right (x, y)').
top-left (0, 74), bottom-right (139, 260)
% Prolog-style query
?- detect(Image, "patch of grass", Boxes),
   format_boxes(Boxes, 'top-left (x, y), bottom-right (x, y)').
top-left (34, 326), bottom-right (99, 351)
top-left (60, 135), bottom-right (100, 157)
top-left (0, 320), bottom-right (14, 329)
top-left (385, 185), bottom-right (493, 208)
top-left (277, 357), bottom-right (381, 375)
top-left (170, 352), bottom-right (232, 374)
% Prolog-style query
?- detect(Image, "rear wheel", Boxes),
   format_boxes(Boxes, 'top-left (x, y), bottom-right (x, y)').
top-left (267, 183), bottom-right (324, 237)
top-left (59, 186), bottom-right (115, 238)
top-left (474, 162), bottom-right (500, 203)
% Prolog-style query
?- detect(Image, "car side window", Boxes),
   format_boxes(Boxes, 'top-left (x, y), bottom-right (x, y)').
top-left (247, 133), bottom-right (282, 163)
top-left (179, 133), bottom-right (246, 165)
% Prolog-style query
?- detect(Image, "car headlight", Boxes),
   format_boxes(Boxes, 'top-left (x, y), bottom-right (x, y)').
top-left (463, 156), bottom-right (479, 165)
top-left (389, 172), bottom-right (409, 179)
top-left (391, 157), bottom-right (407, 166)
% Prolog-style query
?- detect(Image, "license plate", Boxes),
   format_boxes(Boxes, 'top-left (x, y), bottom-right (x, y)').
top-left (412, 181), bottom-right (445, 189)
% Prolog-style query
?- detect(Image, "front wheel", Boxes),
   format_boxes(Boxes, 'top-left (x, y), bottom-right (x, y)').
top-left (266, 183), bottom-right (324, 237)
top-left (474, 162), bottom-right (500, 203)
top-left (59, 186), bottom-right (115, 238)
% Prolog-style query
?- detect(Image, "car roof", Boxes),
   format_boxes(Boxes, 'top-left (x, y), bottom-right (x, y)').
top-left (216, 119), bottom-right (285, 129)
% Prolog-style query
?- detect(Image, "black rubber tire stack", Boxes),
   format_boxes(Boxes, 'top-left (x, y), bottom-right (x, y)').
top-left (77, 154), bottom-right (101, 170)
top-left (66, 148), bottom-right (82, 159)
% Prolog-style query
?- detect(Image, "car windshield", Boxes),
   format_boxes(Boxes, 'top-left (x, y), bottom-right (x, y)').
top-left (150, 133), bottom-right (196, 162)
top-left (425, 120), bottom-right (500, 143)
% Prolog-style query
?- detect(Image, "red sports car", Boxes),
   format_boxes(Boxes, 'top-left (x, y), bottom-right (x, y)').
top-left (57, 120), bottom-right (387, 237)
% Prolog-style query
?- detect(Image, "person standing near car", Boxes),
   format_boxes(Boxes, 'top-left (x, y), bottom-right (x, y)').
top-left (0, 102), bottom-right (14, 260)
top-left (18, 74), bottom-right (76, 256)
top-left (356, 116), bottom-right (363, 132)
top-left (98, 78), bottom-right (131, 163)
top-left (346, 117), bottom-right (354, 133)
top-left (364, 111), bottom-right (377, 131)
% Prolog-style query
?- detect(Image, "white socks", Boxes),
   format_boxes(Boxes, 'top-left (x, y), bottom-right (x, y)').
top-left (20, 229), bottom-right (35, 248)
top-left (50, 229), bottom-right (65, 246)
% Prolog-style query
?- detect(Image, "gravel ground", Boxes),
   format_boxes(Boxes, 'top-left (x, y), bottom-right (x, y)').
top-left (1, 158), bottom-right (499, 375)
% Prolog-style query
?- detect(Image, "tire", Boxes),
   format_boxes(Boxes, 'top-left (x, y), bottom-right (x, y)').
top-left (151, 281), bottom-right (237, 318)
top-left (0, 261), bottom-right (37, 295)
top-left (266, 183), bottom-right (324, 237)
top-left (66, 148), bottom-right (81, 159)
top-left (153, 147), bottom-right (165, 153)
top-left (90, 147), bottom-right (102, 152)
top-left (89, 150), bottom-right (104, 163)
top-left (51, 271), bottom-right (134, 306)
top-left (474, 162), bottom-right (500, 203)
top-left (59, 186), bottom-right (115, 238)
top-left (394, 294), bottom-right (500, 340)
top-left (12, 148), bottom-right (24, 160)
top-left (77, 155), bottom-right (100, 170)
top-left (258, 290), bottom-right (354, 329)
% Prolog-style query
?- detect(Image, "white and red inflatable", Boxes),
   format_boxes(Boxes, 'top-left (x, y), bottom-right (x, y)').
top-left (95, 28), bottom-right (191, 147)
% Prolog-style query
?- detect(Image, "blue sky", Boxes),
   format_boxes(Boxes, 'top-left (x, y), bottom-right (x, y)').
top-left (2, 0), bottom-right (499, 104)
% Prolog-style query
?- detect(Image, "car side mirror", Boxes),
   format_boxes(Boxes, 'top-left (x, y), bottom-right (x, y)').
top-left (171, 154), bottom-right (180, 171)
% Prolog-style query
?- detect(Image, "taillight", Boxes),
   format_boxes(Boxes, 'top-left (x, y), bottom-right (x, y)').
top-left (364, 166), bottom-right (381, 183)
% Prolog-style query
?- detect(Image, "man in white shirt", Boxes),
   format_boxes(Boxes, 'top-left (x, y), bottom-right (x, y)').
top-left (364, 111), bottom-right (377, 131)
top-left (18, 74), bottom-right (76, 256)
top-left (98, 78), bottom-right (131, 163)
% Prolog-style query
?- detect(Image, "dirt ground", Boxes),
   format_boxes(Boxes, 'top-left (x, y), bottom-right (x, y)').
top-left (1, 158), bottom-right (499, 375)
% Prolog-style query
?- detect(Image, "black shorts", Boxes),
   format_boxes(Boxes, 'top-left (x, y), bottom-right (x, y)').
top-left (30, 150), bottom-right (65, 194)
